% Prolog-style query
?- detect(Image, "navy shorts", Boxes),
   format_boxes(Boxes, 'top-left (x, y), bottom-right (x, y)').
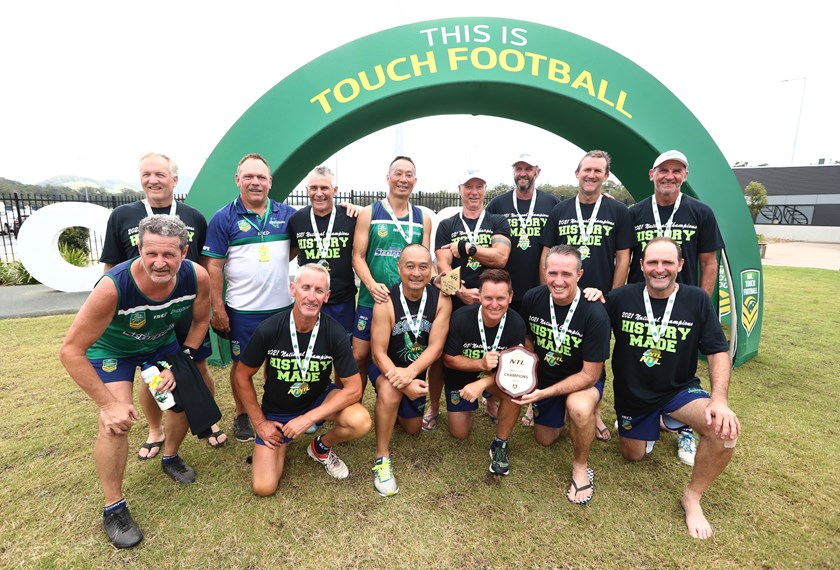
top-left (351, 305), bottom-right (373, 342)
top-left (322, 300), bottom-right (355, 335)
top-left (616, 386), bottom-right (710, 441)
top-left (255, 384), bottom-right (339, 446)
top-left (89, 341), bottom-right (180, 384)
top-left (445, 388), bottom-right (480, 413)
top-left (368, 363), bottom-right (426, 419)
top-left (532, 378), bottom-right (605, 429)
top-left (227, 307), bottom-right (278, 361)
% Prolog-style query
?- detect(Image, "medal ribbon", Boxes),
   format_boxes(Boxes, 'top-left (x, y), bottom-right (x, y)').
top-left (651, 193), bottom-right (682, 238)
top-left (310, 205), bottom-right (336, 262)
top-left (575, 194), bottom-right (603, 246)
top-left (477, 306), bottom-right (507, 354)
top-left (399, 285), bottom-right (428, 344)
top-left (459, 209), bottom-right (485, 251)
top-left (381, 198), bottom-right (414, 244)
top-left (511, 190), bottom-right (537, 238)
top-left (549, 288), bottom-right (581, 351)
top-left (643, 285), bottom-right (678, 343)
top-left (142, 199), bottom-right (176, 217)
top-left (289, 312), bottom-right (321, 376)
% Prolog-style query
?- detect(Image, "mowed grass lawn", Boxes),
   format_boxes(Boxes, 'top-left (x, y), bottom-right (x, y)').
top-left (0, 266), bottom-right (837, 569)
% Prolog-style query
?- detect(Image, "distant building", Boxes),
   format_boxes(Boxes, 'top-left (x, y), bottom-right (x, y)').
top-left (733, 164), bottom-right (840, 243)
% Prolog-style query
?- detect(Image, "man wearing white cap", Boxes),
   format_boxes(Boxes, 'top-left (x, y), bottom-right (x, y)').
top-left (424, 169), bottom-right (512, 431)
top-left (627, 149), bottom-right (724, 467)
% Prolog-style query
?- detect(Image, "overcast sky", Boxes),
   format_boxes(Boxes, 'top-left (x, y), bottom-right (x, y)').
top-left (1, 1), bottom-right (836, 193)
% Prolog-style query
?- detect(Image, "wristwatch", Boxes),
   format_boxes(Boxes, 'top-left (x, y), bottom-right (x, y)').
top-left (467, 243), bottom-right (477, 257)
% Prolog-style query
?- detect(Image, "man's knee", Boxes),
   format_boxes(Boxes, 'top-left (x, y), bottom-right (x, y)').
top-left (620, 438), bottom-right (647, 462)
top-left (252, 479), bottom-right (279, 497)
top-left (534, 428), bottom-right (560, 447)
top-left (340, 404), bottom-right (372, 436)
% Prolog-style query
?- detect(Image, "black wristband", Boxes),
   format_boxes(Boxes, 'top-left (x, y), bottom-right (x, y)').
top-left (457, 240), bottom-right (469, 257)
top-left (468, 244), bottom-right (477, 257)
top-left (182, 346), bottom-right (198, 359)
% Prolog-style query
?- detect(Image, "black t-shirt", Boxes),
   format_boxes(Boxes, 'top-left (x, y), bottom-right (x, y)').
top-left (288, 206), bottom-right (357, 304)
top-left (540, 197), bottom-right (635, 292)
top-left (520, 285), bottom-right (610, 388)
top-left (627, 194), bottom-right (723, 287)
top-left (486, 190), bottom-right (559, 302)
top-left (100, 200), bottom-right (207, 264)
top-left (605, 282), bottom-right (729, 415)
top-left (435, 211), bottom-right (510, 289)
top-left (443, 304), bottom-right (526, 390)
top-left (386, 283), bottom-right (440, 381)
top-left (240, 310), bottom-right (358, 414)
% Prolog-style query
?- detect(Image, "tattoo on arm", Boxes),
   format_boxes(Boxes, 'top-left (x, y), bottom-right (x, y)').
top-left (491, 236), bottom-right (511, 248)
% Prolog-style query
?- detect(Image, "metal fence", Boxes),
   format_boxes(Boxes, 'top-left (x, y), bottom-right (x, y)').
top-left (0, 190), bottom-right (466, 263)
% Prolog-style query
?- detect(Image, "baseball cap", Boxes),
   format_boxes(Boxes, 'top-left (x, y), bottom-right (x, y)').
top-left (652, 150), bottom-right (689, 169)
top-left (511, 153), bottom-right (539, 168)
top-left (458, 168), bottom-right (487, 186)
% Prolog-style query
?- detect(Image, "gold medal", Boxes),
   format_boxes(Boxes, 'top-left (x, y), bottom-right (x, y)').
top-left (318, 259), bottom-right (331, 271)
top-left (578, 244), bottom-right (590, 260)
top-left (518, 234), bottom-right (531, 250)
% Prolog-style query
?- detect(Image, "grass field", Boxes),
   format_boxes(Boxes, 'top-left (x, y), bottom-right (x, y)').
top-left (0, 266), bottom-right (838, 569)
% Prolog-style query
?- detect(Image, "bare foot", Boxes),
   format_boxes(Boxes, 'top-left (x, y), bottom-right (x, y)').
top-left (566, 466), bottom-right (594, 504)
top-left (520, 404), bottom-right (534, 427)
top-left (137, 430), bottom-right (165, 459)
top-left (682, 490), bottom-right (713, 539)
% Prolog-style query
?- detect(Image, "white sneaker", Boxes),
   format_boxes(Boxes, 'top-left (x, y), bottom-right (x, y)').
top-left (307, 440), bottom-right (349, 479)
top-left (676, 429), bottom-right (697, 466)
top-left (372, 456), bottom-right (399, 497)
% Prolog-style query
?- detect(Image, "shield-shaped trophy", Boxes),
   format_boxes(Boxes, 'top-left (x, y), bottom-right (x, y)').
top-left (495, 345), bottom-right (538, 398)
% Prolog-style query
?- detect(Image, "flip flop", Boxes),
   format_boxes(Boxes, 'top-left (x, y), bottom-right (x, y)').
top-left (208, 429), bottom-right (227, 448)
top-left (595, 425), bottom-right (611, 441)
top-left (137, 439), bottom-right (164, 461)
top-left (567, 467), bottom-right (595, 505)
top-left (421, 413), bottom-right (439, 432)
top-left (521, 408), bottom-right (534, 427)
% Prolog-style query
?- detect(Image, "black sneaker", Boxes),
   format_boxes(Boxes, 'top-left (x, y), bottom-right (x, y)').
top-left (489, 442), bottom-right (510, 476)
top-left (103, 506), bottom-right (143, 549)
top-left (233, 413), bottom-right (255, 442)
top-left (162, 455), bottom-right (196, 484)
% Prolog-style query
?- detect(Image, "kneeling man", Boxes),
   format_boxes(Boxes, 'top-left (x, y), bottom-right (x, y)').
top-left (370, 244), bottom-right (451, 496)
top-left (492, 245), bottom-right (610, 507)
top-left (234, 264), bottom-right (371, 497)
top-left (442, 269), bottom-right (525, 440)
top-left (605, 237), bottom-right (740, 539)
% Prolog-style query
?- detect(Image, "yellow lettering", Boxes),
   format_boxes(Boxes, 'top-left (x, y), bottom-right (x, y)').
top-left (571, 70), bottom-right (596, 96)
top-left (309, 88), bottom-right (332, 113)
top-left (448, 47), bottom-right (469, 70)
top-left (410, 51), bottom-right (437, 75)
top-left (547, 58), bottom-right (571, 84)
top-left (471, 47), bottom-right (497, 70)
top-left (498, 49), bottom-right (525, 72)
top-left (386, 57), bottom-right (411, 81)
top-left (334, 78), bottom-right (360, 103)
top-left (524, 52), bottom-right (547, 76)
top-left (616, 90), bottom-right (633, 119)
top-left (358, 65), bottom-right (386, 90)
top-left (597, 80), bottom-right (615, 107)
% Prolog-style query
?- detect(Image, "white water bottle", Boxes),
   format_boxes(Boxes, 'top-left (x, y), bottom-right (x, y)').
top-left (140, 363), bottom-right (176, 410)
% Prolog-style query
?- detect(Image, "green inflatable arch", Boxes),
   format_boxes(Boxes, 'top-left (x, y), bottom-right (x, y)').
top-left (187, 17), bottom-right (762, 365)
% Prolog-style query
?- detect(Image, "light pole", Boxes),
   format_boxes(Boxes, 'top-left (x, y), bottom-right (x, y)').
top-left (781, 77), bottom-right (807, 166)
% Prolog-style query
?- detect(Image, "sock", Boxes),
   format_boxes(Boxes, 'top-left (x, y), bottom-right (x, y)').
top-left (678, 427), bottom-right (693, 435)
top-left (314, 436), bottom-right (330, 455)
top-left (104, 498), bottom-right (126, 517)
top-left (492, 436), bottom-right (507, 448)
top-left (161, 454), bottom-right (178, 464)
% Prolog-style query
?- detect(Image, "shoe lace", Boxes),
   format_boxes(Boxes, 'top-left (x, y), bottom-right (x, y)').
top-left (678, 432), bottom-right (696, 452)
top-left (372, 458), bottom-right (393, 481)
top-left (491, 444), bottom-right (508, 466)
top-left (113, 509), bottom-right (132, 532)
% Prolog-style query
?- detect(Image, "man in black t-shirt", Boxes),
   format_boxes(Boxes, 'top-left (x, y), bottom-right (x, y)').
top-left (442, 270), bottom-right (525, 440)
top-left (100, 152), bottom-right (222, 456)
top-left (426, 169), bottom-right (511, 432)
top-left (627, 150), bottom-right (725, 466)
top-left (369, 244), bottom-right (451, 497)
top-left (288, 166), bottom-right (357, 334)
top-left (491, 246), bottom-right (610, 506)
top-left (234, 264), bottom-right (371, 497)
top-left (539, 150), bottom-right (635, 441)
top-left (605, 237), bottom-right (740, 539)
top-left (485, 153), bottom-right (559, 424)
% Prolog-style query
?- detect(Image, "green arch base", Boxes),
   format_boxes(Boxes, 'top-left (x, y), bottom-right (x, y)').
top-left (187, 17), bottom-right (763, 366)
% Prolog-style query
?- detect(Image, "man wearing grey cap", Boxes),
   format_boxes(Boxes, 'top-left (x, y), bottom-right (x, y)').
top-left (425, 169), bottom-right (512, 430)
top-left (485, 154), bottom-right (559, 422)
top-left (627, 149), bottom-right (724, 467)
